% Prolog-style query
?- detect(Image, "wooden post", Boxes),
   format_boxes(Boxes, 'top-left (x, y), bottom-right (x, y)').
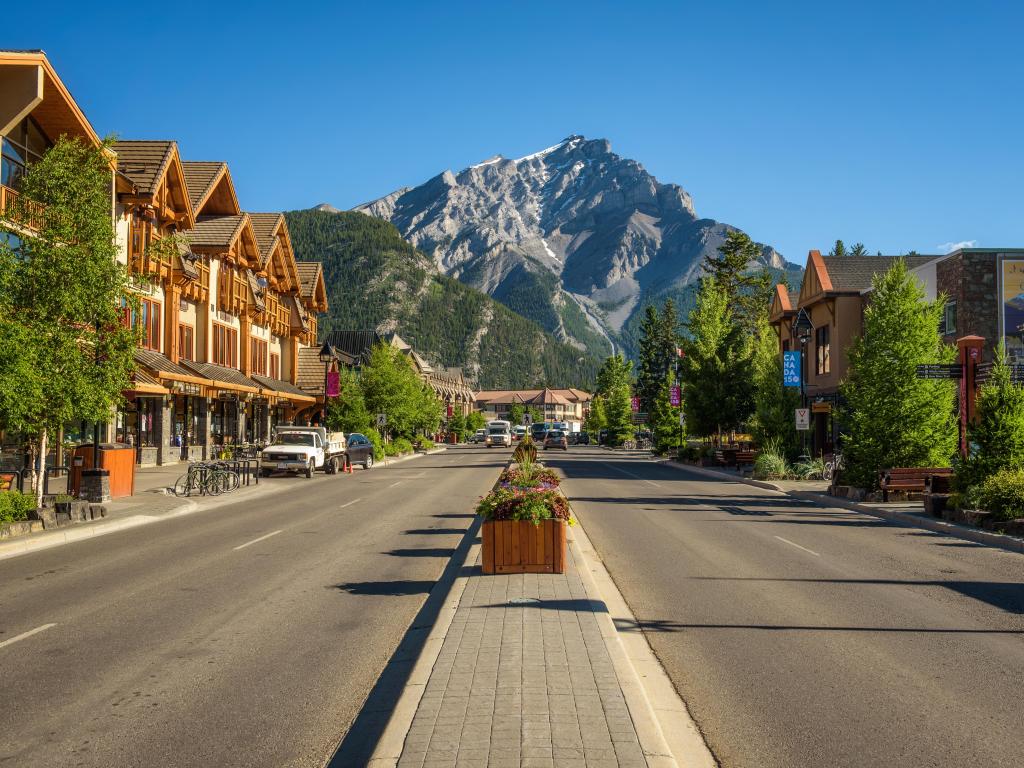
top-left (957, 336), bottom-right (985, 459)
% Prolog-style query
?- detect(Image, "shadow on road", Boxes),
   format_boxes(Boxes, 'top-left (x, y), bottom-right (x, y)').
top-left (614, 617), bottom-right (1024, 634)
top-left (384, 548), bottom-right (456, 558)
top-left (403, 528), bottom-right (466, 535)
top-left (325, 516), bottom-right (482, 766)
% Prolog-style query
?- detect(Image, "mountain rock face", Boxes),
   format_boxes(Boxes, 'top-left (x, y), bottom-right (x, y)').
top-left (354, 135), bottom-right (790, 355)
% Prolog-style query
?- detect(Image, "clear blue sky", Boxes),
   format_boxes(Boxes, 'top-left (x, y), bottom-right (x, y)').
top-left (7, 0), bottom-right (1022, 261)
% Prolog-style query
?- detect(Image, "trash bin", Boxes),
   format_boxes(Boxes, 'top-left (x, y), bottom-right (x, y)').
top-left (70, 444), bottom-right (136, 499)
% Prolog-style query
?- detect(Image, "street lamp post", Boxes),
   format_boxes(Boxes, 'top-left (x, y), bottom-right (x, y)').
top-left (319, 342), bottom-right (336, 426)
top-left (792, 308), bottom-right (813, 456)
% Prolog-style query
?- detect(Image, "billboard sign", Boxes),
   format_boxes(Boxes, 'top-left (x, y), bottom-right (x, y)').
top-left (783, 351), bottom-right (802, 387)
top-left (1002, 258), bottom-right (1024, 358)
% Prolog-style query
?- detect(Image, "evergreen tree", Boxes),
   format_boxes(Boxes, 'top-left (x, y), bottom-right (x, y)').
top-left (636, 304), bottom-right (662, 413)
top-left (840, 260), bottom-right (958, 488)
top-left (0, 137), bottom-right (138, 506)
top-left (594, 354), bottom-right (635, 445)
top-left (703, 230), bottom-right (772, 333)
top-left (829, 240), bottom-right (848, 257)
top-left (447, 411), bottom-right (467, 441)
top-left (849, 242), bottom-right (868, 257)
top-left (750, 320), bottom-right (801, 458)
top-left (326, 368), bottom-right (371, 433)
top-left (679, 277), bottom-right (753, 440)
top-left (648, 372), bottom-right (683, 453)
top-left (957, 346), bottom-right (1024, 487)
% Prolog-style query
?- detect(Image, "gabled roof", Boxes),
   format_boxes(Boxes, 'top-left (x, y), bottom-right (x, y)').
top-left (250, 374), bottom-right (315, 400)
top-left (181, 160), bottom-right (239, 216)
top-left (0, 51), bottom-right (101, 146)
top-left (297, 346), bottom-right (329, 393)
top-left (187, 214), bottom-right (248, 249)
top-left (248, 212), bottom-right (301, 290)
top-left (295, 261), bottom-right (328, 311)
top-left (823, 255), bottom-right (939, 292)
top-left (248, 213), bottom-right (283, 260)
top-left (321, 330), bottom-right (383, 365)
top-left (526, 388), bottom-right (573, 406)
top-left (179, 361), bottom-right (260, 392)
top-left (113, 140), bottom-right (177, 195)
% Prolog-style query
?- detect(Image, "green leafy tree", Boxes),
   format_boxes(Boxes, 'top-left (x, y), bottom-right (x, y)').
top-left (840, 260), bottom-right (958, 488)
top-left (679, 276), bottom-right (753, 441)
top-left (957, 346), bottom-right (1024, 488)
top-left (594, 354), bottom-right (634, 445)
top-left (0, 137), bottom-right (138, 507)
top-left (829, 239), bottom-right (848, 257)
top-left (447, 411), bottom-right (467, 441)
top-left (466, 411), bottom-right (487, 433)
top-left (750, 320), bottom-right (800, 458)
top-left (326, 367), bottom-right (371, 433)
top-left (585, 397), bottom-right (607, 434)
top-left (508, 403), bottom-right (526, 426)
top-left (360, 343), bottom-right (442, 439)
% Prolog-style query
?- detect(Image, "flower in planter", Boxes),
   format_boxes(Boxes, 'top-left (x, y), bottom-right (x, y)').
top-left (476, 486), bottom-right (574, 525)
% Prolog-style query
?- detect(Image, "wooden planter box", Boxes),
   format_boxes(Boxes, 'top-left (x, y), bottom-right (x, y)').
top-left (481, 519), bottom-right (566, 574)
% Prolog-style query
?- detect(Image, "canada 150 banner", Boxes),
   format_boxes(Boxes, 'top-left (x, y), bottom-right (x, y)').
top-left (1003, 259), bottom-right (1024, 358)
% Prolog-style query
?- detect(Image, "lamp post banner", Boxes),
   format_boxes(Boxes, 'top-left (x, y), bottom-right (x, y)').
top-left (669, 385), bottom-right (681, 407)
top-left (326, 370), bottom-right (340, 397)
top-left (783, 351), bottom-right (802, 387)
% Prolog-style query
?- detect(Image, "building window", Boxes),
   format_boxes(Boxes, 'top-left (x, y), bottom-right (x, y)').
top-left (1, 117), bottom-right (50, 188)
top-left (212, 323), bottom-right (238, 368)
top-left (816, 325), bottom-right (831, 375)
top-left (943, 301), bottom-right (957, 335)
top-left (178, 324), bottom-right (194, 361)
top-left (250, 338), bottom-right (268, 376)
top-left (270, 352), bottom-right (280, 380)
top-left (139, 298), bottom-right (161, 351)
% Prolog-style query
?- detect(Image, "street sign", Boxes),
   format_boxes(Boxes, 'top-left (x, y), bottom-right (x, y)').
top-left (783, 351), bottom-right (802, 387)
top-left (795, 408), bottom-right (810, 431)
top-left (679, 412), bottom-right (686, 426)
top-left (669, 385), bottom-right (681, 407)
top-left (915, 364), bottom-right (963, 380)
top-left (375, 413), bottom-right (387, 428)
top-left (631, 396), bottom-right (640, 412)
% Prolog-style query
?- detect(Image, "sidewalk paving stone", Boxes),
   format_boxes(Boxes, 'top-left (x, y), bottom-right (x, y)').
top-left (396, 545), bottom-right (655, 768)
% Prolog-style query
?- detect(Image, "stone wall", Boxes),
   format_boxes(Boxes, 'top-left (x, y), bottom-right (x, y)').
top-left (936, 252), bottom-right (998, 352)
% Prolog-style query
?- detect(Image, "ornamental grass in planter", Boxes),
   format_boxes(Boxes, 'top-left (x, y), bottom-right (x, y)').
top-left (478, 459), bottom-right (572, 574)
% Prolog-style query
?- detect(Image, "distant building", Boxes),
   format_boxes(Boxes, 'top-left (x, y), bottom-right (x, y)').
top-left (474, 388), bottom-right (592, 425)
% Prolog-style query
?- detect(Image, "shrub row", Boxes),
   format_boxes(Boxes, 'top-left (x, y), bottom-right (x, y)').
top-left (0, 491), bottom-right (37, 524)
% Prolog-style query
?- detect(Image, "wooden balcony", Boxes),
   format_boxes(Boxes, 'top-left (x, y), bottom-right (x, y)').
top-left (0, 184), bottom-right (46, 233)
top-left (262, 291), bottom-right (291, 338)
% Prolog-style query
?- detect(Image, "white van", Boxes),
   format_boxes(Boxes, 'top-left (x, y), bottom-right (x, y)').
top-left (485, 420), bottom-right (512, 448)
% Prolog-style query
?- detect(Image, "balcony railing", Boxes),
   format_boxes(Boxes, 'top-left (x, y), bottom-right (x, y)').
top-left (0, 184), bottom-right (46, 232)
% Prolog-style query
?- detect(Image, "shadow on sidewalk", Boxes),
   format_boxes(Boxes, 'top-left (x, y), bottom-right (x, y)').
top-left (325, 515), bottom-right (482, 766)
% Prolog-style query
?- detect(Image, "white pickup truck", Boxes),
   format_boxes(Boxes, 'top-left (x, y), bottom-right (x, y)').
top-left (260, 426), bottom-right (347, 478)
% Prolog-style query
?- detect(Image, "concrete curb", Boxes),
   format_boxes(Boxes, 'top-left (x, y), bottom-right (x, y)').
top-left (365, 523), bottom-right (482, 768)
top-left (660, 459), bottom-right (1024, 556)
top-left (569, 521), bottom-right (717, 768)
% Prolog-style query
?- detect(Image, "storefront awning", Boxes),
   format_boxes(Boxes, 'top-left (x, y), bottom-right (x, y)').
top-left (133, 349), bottom-right (209, 387)
top-left (179, 361), bottom-right (261, 394)
top-left (250, 374), bottom-right (317, 404)
top-left (128, 368), bottom-right (169, 395)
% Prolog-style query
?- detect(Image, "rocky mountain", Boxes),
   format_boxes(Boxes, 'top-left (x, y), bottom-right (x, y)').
top-left (353, 135), bottom-right (794, 357)
top-left (284, 209), bottom-right (600, 389)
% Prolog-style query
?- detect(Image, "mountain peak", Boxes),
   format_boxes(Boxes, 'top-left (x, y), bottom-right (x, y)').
top-left (314, 202), bottom-right (342, 213)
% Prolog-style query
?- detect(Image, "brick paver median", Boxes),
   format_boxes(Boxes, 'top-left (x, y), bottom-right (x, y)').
top-left (397, 547), bottom-right (650, 768)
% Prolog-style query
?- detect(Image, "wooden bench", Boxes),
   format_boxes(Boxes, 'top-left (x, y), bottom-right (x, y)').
top-left (879, 467), bottom-right (953, 502)
top-left (925, 474), bottom-right (953, 494)
top-left (714, 449), bottom-right (757, 469)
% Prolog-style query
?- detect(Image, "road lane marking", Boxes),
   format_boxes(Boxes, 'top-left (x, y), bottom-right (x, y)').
top-left (605, 462), bottom-right (662, 488)
top-left (339, 498), bottom-right (362, 509)
top-left (233, 530), bottom-right (283, 551)
top-left (389, 481), bottom-right (403, 488)
top-left (0, 623), bottom-right (57, 650)
top-left (774, 536), bottom-right (820, 557)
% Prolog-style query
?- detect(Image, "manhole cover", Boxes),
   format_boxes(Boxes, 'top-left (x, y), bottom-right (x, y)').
top-left (508, 597), bottom-right (540, 606)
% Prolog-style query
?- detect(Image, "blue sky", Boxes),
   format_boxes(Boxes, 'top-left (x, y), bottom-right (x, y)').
top-left (7, 0), bottom-right (1022, 262)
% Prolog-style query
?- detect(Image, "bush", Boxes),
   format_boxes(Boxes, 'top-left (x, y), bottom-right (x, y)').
top-left (976, 469), bottom-right (1024, 521)
top-left (793, 456), bottom-right (826, 481)
top-left (513, 436), bottom-right (537, 464)
top-left (0, 490), bottom-right (37, 524)
top-left (677, 445), bottom-right (701, 462)
top-left (499, 466), bottom-right (560, 490)
top-left (414, 436), bottom-right (435, 451)
top-left (383, 437), bottom-right (414, 456)
top-left (365, 428), bottom-right (384, 461)
top-left (476, 487), bottom-right (573, 525)
top-left (752, 441), bottom-right (792, 480)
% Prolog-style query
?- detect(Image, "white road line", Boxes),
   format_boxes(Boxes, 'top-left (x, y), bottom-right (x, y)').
top-left (233, 530), bottom-right (283, 551)
top-left (339, 498), bottom-right (362, 509)
top-left (606, 462), bottom-right (661, 488)
top-left (0, 623), bottom-right (57, 650)
top-left (388, 481), bottom-right (403, 488)
top-left (774, 536), bottom-right (821, 557)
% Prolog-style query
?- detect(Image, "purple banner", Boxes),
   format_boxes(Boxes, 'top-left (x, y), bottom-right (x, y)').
top-left (326, 370), bottom-right (340, 397)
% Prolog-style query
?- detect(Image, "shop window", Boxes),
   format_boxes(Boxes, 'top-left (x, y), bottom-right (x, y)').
top-left (943, 301), bottom-right (957, 335)
top-left (251, 338), bottom-right (268, 376)
top-left (270, 352), bottom-right (280, 380)
top-left (178, 324), bottom-right (194, 361)
top-left (815, 325), bottom-right (831, 375)
top-left (139, 298), bottom-right (161, 351)
top-left (212, 323), bottom-right (238, 368)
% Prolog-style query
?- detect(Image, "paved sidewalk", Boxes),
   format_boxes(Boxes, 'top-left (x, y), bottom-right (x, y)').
top-left (396, 547), bottom-right (656, 768)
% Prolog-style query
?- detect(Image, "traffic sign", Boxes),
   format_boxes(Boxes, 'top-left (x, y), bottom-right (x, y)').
top-left (795, 408), bottom-right (810, 431)
top-left (375, 413), bottom-right (388, 428)
top-left (679, 412), bottom-right (686, 426)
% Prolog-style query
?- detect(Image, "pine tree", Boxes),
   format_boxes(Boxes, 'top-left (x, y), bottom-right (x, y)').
top-left (849, 242), bottom-right (868, 257)
top-left (679, 276), bottom-right (754, 440)
top-left (957, 346), bottom-right (1024, 487)
top-left (829, 240), bottom-right (848, 257)
top-left (840, 260), bottom-right (958, 488)
top-left (636, 304), bottom-right (661, 413)
top-left (703, 230), bottom-right (772, 333)
top-left (594, 354), bottom-right (635, 445)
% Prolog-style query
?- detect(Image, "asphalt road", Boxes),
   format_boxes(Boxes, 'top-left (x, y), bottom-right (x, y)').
top-left (0, 445), bottom-right (507, 768)
top-left (546, 446), bottom-right (1024, 768)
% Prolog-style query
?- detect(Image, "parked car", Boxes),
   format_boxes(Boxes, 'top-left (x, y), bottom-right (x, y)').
top-left (530, 423), bottom-right (550, 442)
top-left (346, 433), bottom-right (375, 469)
top-left (576, 431), bottom-right (591, 445)
top-left (512, 426), bottom-right (527, 442)
top-left (543, 430), bottom-right (568, 450)
top-left (469, 428), bottom-right (487, 444)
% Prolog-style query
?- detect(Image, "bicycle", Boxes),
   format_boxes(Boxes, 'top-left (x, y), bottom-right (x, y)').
top-left (823, 452), bottom-right (844, 483)
top-left (622, 439), bottom-right (637, 450)
top-left (173, 461), bottom-right (240, 497)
